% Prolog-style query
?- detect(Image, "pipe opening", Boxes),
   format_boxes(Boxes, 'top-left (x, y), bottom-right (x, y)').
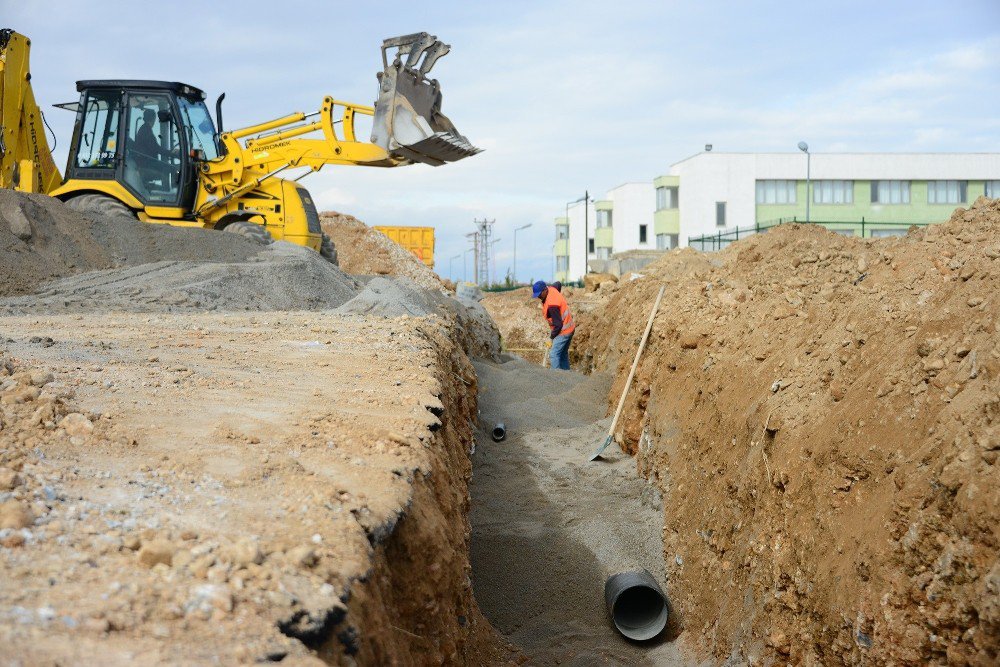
top-left (491, 423), bottom-right (506, 442)
top-left (605, 570), bottom-right (668, 641)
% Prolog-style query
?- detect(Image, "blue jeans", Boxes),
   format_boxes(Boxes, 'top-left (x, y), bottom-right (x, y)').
top-left (550, 332), bottom-right (573, 370)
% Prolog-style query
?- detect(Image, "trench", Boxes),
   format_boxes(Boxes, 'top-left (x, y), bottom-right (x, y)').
top-left (469, 355), bottom-right (688, 665)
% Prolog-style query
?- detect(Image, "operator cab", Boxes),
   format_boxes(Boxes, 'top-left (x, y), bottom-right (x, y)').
top-left (64, 80), bottom-right (219, 212)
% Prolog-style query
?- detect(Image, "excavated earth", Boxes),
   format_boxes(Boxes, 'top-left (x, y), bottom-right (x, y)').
top-left (574, 197), bottom-right (1000, 665)
top-left (0, 192), bottom-right (509, 664)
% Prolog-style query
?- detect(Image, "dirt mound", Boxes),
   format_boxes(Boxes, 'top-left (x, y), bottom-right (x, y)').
top-left (320, 212), bottom-right (445, 292)
top-left (0, 191), bottom-right (260, 297)
top-left (1, 242), bottom-right (359, 315)
top-left (575, 198), bottom-right (1000, 665)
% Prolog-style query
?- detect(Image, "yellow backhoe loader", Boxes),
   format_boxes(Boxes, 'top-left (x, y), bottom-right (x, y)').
top-left (0, 29), bottom-right (479, 261)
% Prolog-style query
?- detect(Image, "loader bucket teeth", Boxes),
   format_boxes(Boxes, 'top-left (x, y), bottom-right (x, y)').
top-left (371, 33), bottom-right (481, 166)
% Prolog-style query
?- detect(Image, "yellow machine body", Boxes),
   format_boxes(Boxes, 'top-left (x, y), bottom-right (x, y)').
top-left (375, 225), bottom-right (435, 267)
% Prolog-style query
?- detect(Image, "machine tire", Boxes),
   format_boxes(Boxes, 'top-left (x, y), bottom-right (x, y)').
top-left (223, 221), bottom-right (274, 245)
top-left (320, 232), bottom-right (338, 265)
top-left (64, 194), bottom-right (137, 223)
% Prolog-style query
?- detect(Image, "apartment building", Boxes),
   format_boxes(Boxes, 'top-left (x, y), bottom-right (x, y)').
top-left (661, 152), bottom-right (1000, 244)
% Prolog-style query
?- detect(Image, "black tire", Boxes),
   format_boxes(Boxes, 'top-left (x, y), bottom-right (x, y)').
top-left (223, 220), bottom-right (274, 245)
top-left (64, 194), bottom-right (137, 223)
top-left (320, 232), bottom-right (338, 265)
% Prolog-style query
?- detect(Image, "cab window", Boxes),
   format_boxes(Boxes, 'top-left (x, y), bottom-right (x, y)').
top-left (123, 93), bottom-right (181, 203)
top-left (178, 97), bottom-right (219, 160)
top-left (75, 90), bottom-right (121, 169)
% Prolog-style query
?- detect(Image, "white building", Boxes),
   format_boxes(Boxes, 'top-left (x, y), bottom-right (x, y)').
top-left (555, 183), bottom-right (653, 282)
top-left (553, 151), bottom-right (1000, 278)
top-left (661, 151), bottom-right (1000, 247)
top-left (553, 199), bottom-right (594, 282)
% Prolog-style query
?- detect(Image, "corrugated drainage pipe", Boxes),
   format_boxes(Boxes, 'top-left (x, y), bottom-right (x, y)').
top-left (491, 423), bottom-right (506, 442)
top-left (604, 569), bottom-right (669, 641)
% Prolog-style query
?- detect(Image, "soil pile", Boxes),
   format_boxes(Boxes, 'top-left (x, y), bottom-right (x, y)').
top-left (575, 198), bottom-right (1000, 665)
top-left (0, 191), bottom-right (259, 297)
top-left (320, 212), bottom-right (445, 292)
top-left (1, 242), bottom-right (359, 315)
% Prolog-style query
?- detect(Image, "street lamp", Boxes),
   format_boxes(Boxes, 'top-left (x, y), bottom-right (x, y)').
top-left (798, 141), bottom-right (810, 224)
top-left (448, 253), bottom-right (461, 282)
top-left (513, 223), bottom-right (532, 284)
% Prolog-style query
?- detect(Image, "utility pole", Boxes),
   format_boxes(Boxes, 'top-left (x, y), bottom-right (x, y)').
top-left (472, 218), bottom-right (495, 287)
top-left (465, 231), bottom-right (479, 284)
top-left (449, 254), bottom-right (461, 282)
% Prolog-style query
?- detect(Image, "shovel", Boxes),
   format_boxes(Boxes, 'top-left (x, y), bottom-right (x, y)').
top-left (589, 285), bottom-right (665, 461)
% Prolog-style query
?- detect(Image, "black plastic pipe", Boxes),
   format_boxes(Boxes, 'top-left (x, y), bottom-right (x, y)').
top-left (491, 422), bottom-right (506, 442)
top-left (604, 569), bottom-right (669, 641)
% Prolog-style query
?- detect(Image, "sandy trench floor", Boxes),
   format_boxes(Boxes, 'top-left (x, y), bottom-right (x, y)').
top-left (469, 355), bottom-right (695, 666)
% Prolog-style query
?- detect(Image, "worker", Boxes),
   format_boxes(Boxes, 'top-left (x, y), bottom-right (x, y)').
top-left (134, 109), bottom-right (163, 159)
top-left (533, 280), bottom-right (575, 370)
top-left (551, 281), bottom-right (562, 292)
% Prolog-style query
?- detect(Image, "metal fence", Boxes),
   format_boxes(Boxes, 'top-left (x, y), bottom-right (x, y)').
top-left (688, 217), bottom-right (933, 252)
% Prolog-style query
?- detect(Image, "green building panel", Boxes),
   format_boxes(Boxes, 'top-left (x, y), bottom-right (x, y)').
top-left (554, 238), bottom-right (569, 256)
top-left (594, 200), bottom-right (614, 212)
top-left (654, 208), bottom-right (680, 235)
top-left (754, 180), bottom-right (984, 236)
top-left (594, 227), bottom-right (613, 248)
top-left (653, 174), bottom-right (679, 188)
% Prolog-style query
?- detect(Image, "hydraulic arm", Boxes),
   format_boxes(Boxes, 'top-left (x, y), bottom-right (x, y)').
top-left (0, 29), bottom-right (61, 193)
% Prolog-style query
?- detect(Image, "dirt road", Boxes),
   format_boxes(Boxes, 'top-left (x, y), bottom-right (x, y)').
top-left (469, 356), bottom-right (693, 665)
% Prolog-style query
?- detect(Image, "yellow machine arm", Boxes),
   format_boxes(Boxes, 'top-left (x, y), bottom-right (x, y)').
top-left (0, 30), bottom-right (61, 193)
top-left (197, 32), bottom-right (480, 214)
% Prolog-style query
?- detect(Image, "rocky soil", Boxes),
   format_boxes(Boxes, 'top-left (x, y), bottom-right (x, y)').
top-left (575, 198), bottom-right (1000, 665)
top-left (320, 212), bottom-right (446, 293)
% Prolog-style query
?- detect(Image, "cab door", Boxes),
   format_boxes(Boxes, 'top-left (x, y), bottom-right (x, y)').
top-left (68, 89), bottom-right (124, 181)
top-left (120, 91), bottom-right (184, 206)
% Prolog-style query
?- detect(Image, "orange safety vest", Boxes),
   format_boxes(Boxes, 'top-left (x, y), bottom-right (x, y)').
top-left (542, 288), bottom-right (575, 336)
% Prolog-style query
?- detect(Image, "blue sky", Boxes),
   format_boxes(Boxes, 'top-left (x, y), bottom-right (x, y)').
top-left (6, 0), bottom-right (999, 282)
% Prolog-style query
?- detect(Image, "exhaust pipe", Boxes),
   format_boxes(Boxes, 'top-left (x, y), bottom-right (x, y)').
top-left (491, 422), bottom-right (506, 442)
top-left (604, 569), bottom-right (669, 641)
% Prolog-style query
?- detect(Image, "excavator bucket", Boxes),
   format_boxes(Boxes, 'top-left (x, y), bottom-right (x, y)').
top-left (371, 33), bottom-right (481, 166)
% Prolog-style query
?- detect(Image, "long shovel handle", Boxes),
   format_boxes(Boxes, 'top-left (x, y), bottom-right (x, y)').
top-left (589, 285), bottom-right (665, 461)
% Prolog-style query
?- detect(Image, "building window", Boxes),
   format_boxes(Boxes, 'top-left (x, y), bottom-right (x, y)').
top-left (588, 238), bottom-right (595, 253)
top-left (596, 210), bottom-right (612, 228)
top-left (986, 181), bottom-right (1000, 198)
top-left (556, 224), bottom-right (568, 240)
top-left (656, 186), bottom-right (679, 210)
top-left (556, 256), bottom-right (568, 272)
top-left (596, 247), bottom-right (611, 260)
top-left (639, 224), bottom-right (648, 244)
top-left (755, 180), bottom-right (797, 205)
top-left (813, 180), bottom-right (854, 204)
top-left (871, 180), bottom-right (910, 204)
top-left (656, 233), bottom-right (679, 250)
top-left (716, 202), bottom-right (727, 228)
top-left (928, 180), bottom-right (967, 204)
